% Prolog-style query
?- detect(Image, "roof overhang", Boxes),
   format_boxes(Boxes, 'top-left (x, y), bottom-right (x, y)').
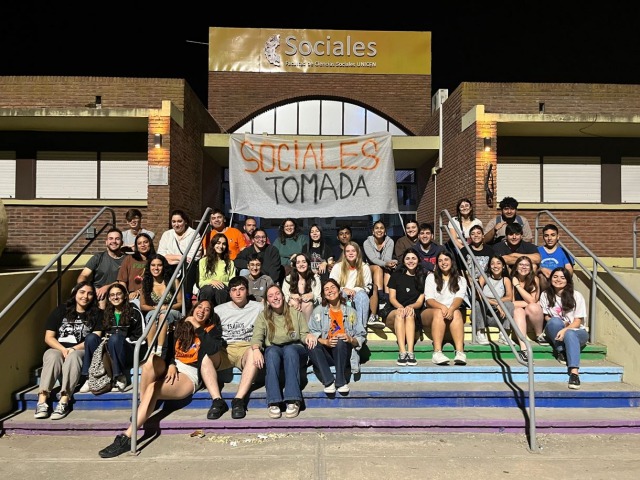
top-left (465, 105), bottom-right (640, 137)
top-left (204, 133), bottom-right (440, 169)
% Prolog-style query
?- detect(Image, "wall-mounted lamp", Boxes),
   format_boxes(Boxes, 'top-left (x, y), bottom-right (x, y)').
top-left (154, 133), bottom-right (163, 148)
top-left (483, 137), bottom-right (491, 152)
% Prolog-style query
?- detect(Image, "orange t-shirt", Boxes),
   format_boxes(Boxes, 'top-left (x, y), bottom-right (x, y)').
top-left (174, 324), bottom-right (215, 365)
top-left (202, 226), bottom-right (245, 260)
top-left (328, 308), bottom-right (345, 339)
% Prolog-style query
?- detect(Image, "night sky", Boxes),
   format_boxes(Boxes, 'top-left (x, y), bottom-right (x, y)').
top-left (2, 5), bottom-right (639, 106)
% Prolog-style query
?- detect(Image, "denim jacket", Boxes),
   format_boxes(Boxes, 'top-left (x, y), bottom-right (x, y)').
top-left (309, 303), bottom-right (367, 351)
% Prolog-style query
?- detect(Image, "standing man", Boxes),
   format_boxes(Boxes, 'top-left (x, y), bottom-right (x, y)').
top-left (121, 208), bottom-right (155, 254)
top-left (77, 227), bottom-right (125, 309)
top-left (484, 196), bottom-right (533, 245)
top-left (205, 276), bottom-right (264, 420)
top-left (202, 208), bottom-right (246, 260)
top-left (413, 223), bottom-right (444, 274)
top-left (492, 223), bottom-right (541, 273)
top-left (537, 223), bottom-right (574, 290)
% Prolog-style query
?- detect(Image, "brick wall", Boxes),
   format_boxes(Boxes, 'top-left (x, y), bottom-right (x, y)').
top-left (208, 72), bottom-right (430, 134)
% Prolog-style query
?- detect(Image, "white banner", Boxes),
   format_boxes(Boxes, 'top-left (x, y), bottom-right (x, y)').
top-left (228, 132), bottom-right (399, 218)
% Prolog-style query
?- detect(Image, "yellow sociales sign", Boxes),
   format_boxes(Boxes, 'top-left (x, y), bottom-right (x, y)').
top-left (209, 27), bottom-right (431, 75)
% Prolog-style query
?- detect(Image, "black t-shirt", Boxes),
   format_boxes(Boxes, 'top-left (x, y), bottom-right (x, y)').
top-left (44, 304), bottom-right (102, 348)
top-left (493, 240), bottom-right (538, 257)
top-left (387, 270), bottom-right (423, 307)
top-left (463, 244), bottom-right (495, 278)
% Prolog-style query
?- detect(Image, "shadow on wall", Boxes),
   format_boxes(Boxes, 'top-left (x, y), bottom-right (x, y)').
top-left (0, 199), bottom-right (7, 259)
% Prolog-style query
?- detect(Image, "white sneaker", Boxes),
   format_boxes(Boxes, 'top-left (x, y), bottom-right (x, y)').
top-left (475, 331), bottom-right (489, 345)
top-left (432, 350), bottom-right (450, 365)
top-left (79, 380), bottom-right (91, 393)
top-left (367, 314), bottom-right (385, 329)
top-left (497, 333), bottom-right (509, 345)
top-left (113, 375), bottom-right (127, 392)
top-left (337, 384), bottom-right (350, 394)
top-left (323, 382), bottom-right (336, 394)
top-left (454, 350), bottom-right (467, 365)
top-left (34, 402), bottom-right (50, 419)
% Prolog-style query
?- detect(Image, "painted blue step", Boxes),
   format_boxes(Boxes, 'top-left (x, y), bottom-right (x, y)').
top-left (17, 382), bottom-right (640, 411)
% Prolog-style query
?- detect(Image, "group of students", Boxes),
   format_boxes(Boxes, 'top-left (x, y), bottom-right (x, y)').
top-left (33, 200), bottom-right (589, 457)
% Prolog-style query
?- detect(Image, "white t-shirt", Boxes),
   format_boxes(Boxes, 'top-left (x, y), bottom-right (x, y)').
top-left (424, 274), bottom-right (468, 307)
top-left (539, 290), bottom-right (587, 329)
top-left (329, 262), bottom-right (373, 294)
top-left (214, 300), bottom-right (264, 343)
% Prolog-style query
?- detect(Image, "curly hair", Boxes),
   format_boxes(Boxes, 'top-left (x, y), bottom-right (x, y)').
top-left (142, 254), bottom-right (174, 306)
top-left (277, 218), bottom-right (302, 244)
top-left (320, 278), bottom-right (346, 307)
top-left (102, 283), bottom-right (136, 329)
top-left (174, 300), bottom-right (215, 353)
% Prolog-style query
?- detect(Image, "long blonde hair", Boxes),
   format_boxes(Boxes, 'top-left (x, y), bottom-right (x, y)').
top-left (263, 284), bottom-right (294, 342)
top-left (337, 241), bottom-right (366, 288)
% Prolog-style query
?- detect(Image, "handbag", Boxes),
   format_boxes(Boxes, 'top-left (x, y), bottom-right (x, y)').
top-left (88, 336), bottom-right (113, 395)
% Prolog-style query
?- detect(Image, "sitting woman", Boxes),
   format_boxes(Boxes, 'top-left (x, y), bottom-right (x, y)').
top-left (303, 223), bottom-right (334, 282)
top-left (99, 300), bottom-right (225, 458)
top-left (363, 220), bottom-right (397, 322)
top-left (385, 249), bottom-right (426, 366)
top-left (282, 253), bottom-right (321, 322)
top-left (272, 218), bottom-right (309, 279)
top-left (475, 255), bottom-right (515, 346)
top-left (541, 267), bottom-right (589, 390)
top-left (117, 232), bottom-right (156, 306)
top-left (328, 241), bottom-right (374, 373)
top-left (308, 279), bottom-right (366, 395)
top-left (195, 233), bottom-right (236, 307)
top-left (510, 256), bottom-right (545, 361)
top-left (35, 281), bottom-right (103, 420)
top-left (420, 251), bottom-right (468, 366)
top-left (140, 253), bottom-right (183, 357)
top-left (251, 284), bottom-right (316, 419)
top-left (80, 282), bottom-right (145, 393)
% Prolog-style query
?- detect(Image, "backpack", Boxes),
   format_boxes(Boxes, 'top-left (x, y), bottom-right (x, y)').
top-left (88, 336), bottom-right (113, 395)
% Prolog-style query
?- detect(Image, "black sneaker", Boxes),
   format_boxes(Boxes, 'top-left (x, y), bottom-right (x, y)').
top-left (99, 434), bottom-right (131, 458)
top-left (396, 352), bottom-right (408, 366)
top-left (568, 373), bottom-right (581, 390)
top-left (518, 350), bottom-right (529, 363)
top-left (231, 397), bottom-right (246, 419)
top-left (207, 398), bottom-right (229, 420)
top-left (406, 352), bottom-right (418, 366)
top-left (556, 351), bottom-right (567, 365)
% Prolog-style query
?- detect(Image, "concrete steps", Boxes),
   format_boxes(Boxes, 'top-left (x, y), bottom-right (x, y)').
top-left (6, 339), bottom-right (640, 437)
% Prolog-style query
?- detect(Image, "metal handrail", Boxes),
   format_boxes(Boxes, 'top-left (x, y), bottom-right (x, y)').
top-left (633, 215), bottom-right (640, 270)
top-left (535, 210), bottom-right (640, 343)
top-left (129, 207), bottom-right (211, 454)
top-left (439, 209), bottom-right (539, 452)
top-left (0, 207), bottom-right (117, 342)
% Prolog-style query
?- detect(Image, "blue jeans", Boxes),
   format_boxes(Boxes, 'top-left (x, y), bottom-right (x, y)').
top-left (264, 343), bottom-right (308, 405)
top-left (307, 339), bottom-right (351, 388)
top-left (81, 332), bottom-right (102, 376)
top-left (341, 290), bottom-right (369, 332)
top-left (105, 333), bottom-right (134, 377)
top-left (544, 317), bottom-right (589, 370)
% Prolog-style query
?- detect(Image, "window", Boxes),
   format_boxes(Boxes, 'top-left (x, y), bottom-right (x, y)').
top-left (234, 100), bottom-right (406, 136)
top-left (36, 152), bottom-right (98, 199)
top-left (498, 155), bottom-right (601, 203)
top-left (621, 157), bottom-right (640, 203)
top-left (0, 151), bottom-right (16, 198)
top-left (35, 151), bottom-right (147, 200)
